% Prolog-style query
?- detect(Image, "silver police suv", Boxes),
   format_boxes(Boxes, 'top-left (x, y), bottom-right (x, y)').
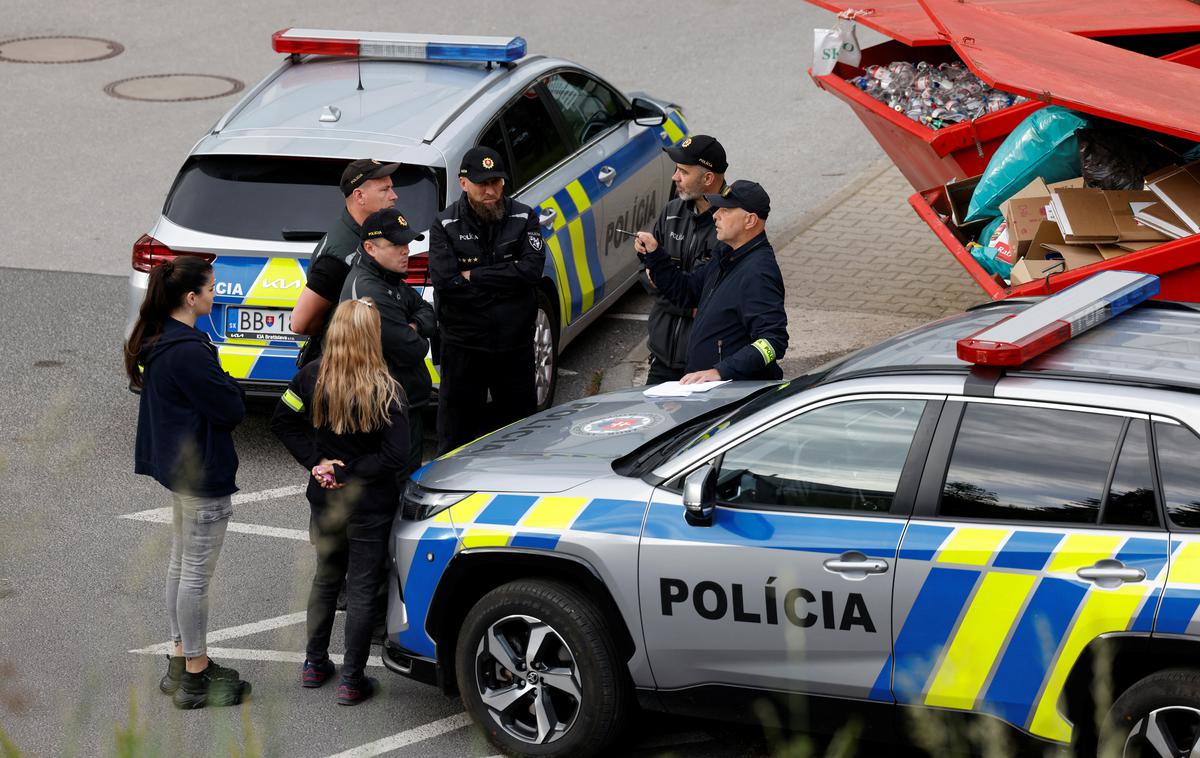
top-left (126, 30), bottom-right (687, 405)
top-left (383, 272), bottom-right (1200, 757)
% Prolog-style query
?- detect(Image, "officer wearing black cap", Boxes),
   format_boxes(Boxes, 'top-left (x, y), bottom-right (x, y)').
top-left (428, 146), bottom-right (547, 454)
top-left (638, 179), bottom-right (788, 383)
top-left (634, 135), bottom-right (728, 383)
top-left (293, 159), bottom-right (400, 366)
top-left (340, 209), bottom-right (436, 474)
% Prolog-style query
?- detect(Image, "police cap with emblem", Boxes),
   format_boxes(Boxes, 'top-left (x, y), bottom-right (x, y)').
top-left (340, 159), bottom-right (400, 197)
top-left (664, 134), bottom-right (728, 174)
top-left (704, 179), bottom-right (770, 219)
top-left (361, 209), bottom-right (425, 245)
top-left (459, 146), bottom-right (508, 183)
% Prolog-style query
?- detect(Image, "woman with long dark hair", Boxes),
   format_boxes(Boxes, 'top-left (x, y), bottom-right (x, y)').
top-left (271, 297), bottom-right (409, 705)
top-left (126, 255), bottom-right (251, 709)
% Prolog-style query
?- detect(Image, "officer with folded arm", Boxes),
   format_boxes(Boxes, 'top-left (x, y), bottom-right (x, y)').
top-left (637, 135), bottom-right (728, 384)
top-left (635, 180), bottom-right (788, 383)
top-left (428, 147), bottom-right (546, 454)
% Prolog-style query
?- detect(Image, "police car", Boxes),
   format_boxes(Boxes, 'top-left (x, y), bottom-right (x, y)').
top-left (126, 29), bottom-right (687, 407)
top-left (383, 272), bottom-right (1200, 757)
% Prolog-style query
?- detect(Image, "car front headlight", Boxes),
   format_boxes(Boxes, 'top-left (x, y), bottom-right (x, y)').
top-left (400, 481), bottom-right (471, 522)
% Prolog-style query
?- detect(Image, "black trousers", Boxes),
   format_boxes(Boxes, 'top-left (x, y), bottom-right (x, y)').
top-left (646, 355), bottom-right (685, 384)
top-left (437, 344), bottom-right (536, 455)
top-left (306, 496), bottom-right (397, 681)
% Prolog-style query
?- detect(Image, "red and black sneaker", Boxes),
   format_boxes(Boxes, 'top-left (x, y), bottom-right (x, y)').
top-left (336, 676), bottom-right (379, 706)
top-left (301, 658), bottom-right (336, 689)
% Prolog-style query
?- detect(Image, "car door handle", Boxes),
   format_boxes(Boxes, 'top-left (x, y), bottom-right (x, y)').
top-left (823, 552), bottom-right (889, 580)
top-left (1076, 559), bottom-right (1145, 588)
top-left (538, 207), bottom-right (557, 226)
top-left (597, 166), bottom-right (617, 186)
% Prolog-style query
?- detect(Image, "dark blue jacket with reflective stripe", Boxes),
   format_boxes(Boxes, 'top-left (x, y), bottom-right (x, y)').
top-left (644, 232), bottom-right (788, 380)
top-left (134, 318), bottom-right (245, 497)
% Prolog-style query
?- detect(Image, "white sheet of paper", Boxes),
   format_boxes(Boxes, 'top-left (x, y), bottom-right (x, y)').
top-left (643, 380), bottom-right (730, 397)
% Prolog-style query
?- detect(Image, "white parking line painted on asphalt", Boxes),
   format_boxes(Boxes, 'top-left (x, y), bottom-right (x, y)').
top-left (119, 484), bottom-right (307, 523)
top-left (130, 610), bottom-right (310, 654)
top-left (323, 713), bottom-right (472, 758)
top-left (128, 647), bottom-right (383, 667)
top-left (557, 368), bottom-right (579, 376)
top-left (120, 508), bottom-right (309, 541)
top-left (605, 312), bottom-right (650, 321)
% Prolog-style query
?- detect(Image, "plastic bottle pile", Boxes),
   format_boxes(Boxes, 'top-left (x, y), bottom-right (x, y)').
top-left (851, 61), bottom-right (1026, 129)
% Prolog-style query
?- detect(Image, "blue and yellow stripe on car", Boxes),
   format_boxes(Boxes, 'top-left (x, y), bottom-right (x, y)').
top-left (536, 110), bottom-right (689, 328)
top-left (887, 523), bottom-right (1171, 742)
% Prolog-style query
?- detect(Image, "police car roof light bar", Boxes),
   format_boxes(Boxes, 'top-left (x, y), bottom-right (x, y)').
top-left (271, 29), bottom-right (527, 63)
top-left (956, 270), bottom-right (1159, 366)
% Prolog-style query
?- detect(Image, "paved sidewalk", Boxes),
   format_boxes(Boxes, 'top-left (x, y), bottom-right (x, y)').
top-left (601, 160), bottom-right (987, 391)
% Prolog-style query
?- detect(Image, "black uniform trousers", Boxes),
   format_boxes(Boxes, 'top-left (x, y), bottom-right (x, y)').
top-left (437, 343), bottom-right (536, 455)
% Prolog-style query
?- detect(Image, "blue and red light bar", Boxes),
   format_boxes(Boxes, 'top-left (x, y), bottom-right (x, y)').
top-left (957, 271), bottom-right (1159, 366)
top-left (271, 29), bottom-right (527, 63)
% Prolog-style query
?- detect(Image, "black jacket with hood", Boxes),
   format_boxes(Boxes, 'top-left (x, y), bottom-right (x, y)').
top-left (134, 318), bottom-right (246, 497)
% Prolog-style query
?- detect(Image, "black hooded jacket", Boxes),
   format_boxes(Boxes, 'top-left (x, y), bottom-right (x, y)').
top-left (134, 318), bottom-right (246, 497)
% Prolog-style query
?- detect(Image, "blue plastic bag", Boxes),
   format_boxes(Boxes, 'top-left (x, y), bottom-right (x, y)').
top-left (966, 106), bottom-right (1090, 221)
top-left (967, 216), bottom-right (1016, 279)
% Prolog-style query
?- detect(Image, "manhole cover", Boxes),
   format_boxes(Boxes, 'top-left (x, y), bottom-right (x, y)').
top-left (104, 74), bottom-right (244, 102)
top-left (0, 35), bottom-right (123, 64)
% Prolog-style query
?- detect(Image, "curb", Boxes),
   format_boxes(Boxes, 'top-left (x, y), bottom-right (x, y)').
top-left (596, 337), bottom-right (650, 394)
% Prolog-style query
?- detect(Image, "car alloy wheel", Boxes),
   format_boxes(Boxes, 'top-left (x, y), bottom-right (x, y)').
top-left (533, 290), bottom-right (559, 411)
top-left (473, 613), bottom-right (582, 745)
top-left (1123, 706), bottom-right (1200, 757)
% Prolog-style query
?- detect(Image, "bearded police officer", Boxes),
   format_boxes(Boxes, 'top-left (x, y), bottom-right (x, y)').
top-left (636, 180), bottom-right (788, 383)
top-left (636, 135), bottom-right (728, 383)
top-left (429, 147), bottom-right (546, 454)
top-left (293, 159), bottom-right (399, 365)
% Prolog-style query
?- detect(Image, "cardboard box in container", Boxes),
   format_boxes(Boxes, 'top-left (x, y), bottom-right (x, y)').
top-left (944, 175), bottom-right (988, 242)
top-left (1001, 177), bottom-right (1084, 258)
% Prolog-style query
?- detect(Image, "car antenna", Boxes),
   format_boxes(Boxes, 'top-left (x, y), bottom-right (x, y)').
top-left (356, 50), bottom-right (364, 91)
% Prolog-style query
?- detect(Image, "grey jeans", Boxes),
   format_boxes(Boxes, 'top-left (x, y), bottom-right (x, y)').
top-left (166, 493), bottom-right (232, 658)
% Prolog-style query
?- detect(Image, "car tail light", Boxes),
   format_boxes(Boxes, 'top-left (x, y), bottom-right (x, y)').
top-left (404, 252), bottom-right (430, 286)
top-left (131, 234), bottom-right (216, 273)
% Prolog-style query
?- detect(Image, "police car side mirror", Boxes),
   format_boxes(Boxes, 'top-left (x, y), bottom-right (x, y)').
top-left (630, 97), bottom-right (668, 127)
top-left (682, 463), bottom-right (716, 527)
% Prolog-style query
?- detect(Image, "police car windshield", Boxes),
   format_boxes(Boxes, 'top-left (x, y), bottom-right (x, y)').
top-left (163, 156), bottom-right (440, 241)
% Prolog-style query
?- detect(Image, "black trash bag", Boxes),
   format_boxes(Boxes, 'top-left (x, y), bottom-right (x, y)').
top-left (1078, 126), bottom-right (1180, 189)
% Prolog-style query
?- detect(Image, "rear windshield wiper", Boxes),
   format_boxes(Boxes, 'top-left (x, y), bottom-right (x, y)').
top-left (281, 229), bottom-right (326, 241)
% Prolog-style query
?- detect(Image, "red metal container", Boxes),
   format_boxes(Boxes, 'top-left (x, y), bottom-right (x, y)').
top-left (908, 0), bottom-right (1200, 301)
top-left (806, 0), bottom-right (1200, 191)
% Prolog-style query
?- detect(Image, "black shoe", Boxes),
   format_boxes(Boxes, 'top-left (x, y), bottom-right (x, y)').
top-left (159, 655), bottom-right (184, 695)
top-left (336, 676), bottom-right (379, 706)
top-left (173, 664), bottom-right (251, 710)
top-left (301, 658), bottom-right (336, 688)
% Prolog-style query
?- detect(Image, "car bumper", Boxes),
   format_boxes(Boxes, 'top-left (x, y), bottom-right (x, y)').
top-left (381, 638), bottom-right (445, 690)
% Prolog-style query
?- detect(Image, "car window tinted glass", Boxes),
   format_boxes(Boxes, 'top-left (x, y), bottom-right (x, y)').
top-left (941, 404), bottom-right (1122, 524)
top-left (477, 121), bottom-right (515, 197)
top-left (163, 157), bottom-right (439, 241)
top-left (1155, 422), bottom-right (1200, 528)
top-left (1104, 421), bottom-right (1158, 528)
top-left (502, 88), bottom-right (572, 190)
top-left (544, 72), bottom-right (625, 147)
top-left (715, 399), bottom-right (926, 513)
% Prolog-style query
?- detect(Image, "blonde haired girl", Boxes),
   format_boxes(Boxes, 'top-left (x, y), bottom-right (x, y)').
top-left (272, 297), bottom-right (409, 705)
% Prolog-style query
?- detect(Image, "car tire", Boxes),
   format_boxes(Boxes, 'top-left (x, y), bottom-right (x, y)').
top-left (1102, 668), bottom-right (1200, 757)
top-left (454, 579), bottom-right (630, 757)
top-left (534, 290), bottom-right (559, 412)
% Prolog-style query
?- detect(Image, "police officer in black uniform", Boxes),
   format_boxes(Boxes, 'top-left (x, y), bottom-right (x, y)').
top-left (341, 209), bottom-right (437, 475)
top-left (293, 159), bottom-right (399, 365)
top-left (638, 135), bottom-right (728, 384)
top-left (428, 147), bottom-right (546, 454)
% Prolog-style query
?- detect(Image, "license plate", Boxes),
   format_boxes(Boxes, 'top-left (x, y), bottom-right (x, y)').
top-left (225, 307), bottom-right (299, 342)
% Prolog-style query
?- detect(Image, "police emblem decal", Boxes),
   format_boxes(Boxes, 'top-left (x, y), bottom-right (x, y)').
top-left (571, 413), bottom-right (663, 437)
top-left (681, 137), bottom-right (692, 148)
top-left (396, 214), bottom-right (408, 227)
top-left (527, 232), bottom-right (543, 251)
top-left (482, 157), bottom-right (495, 169)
